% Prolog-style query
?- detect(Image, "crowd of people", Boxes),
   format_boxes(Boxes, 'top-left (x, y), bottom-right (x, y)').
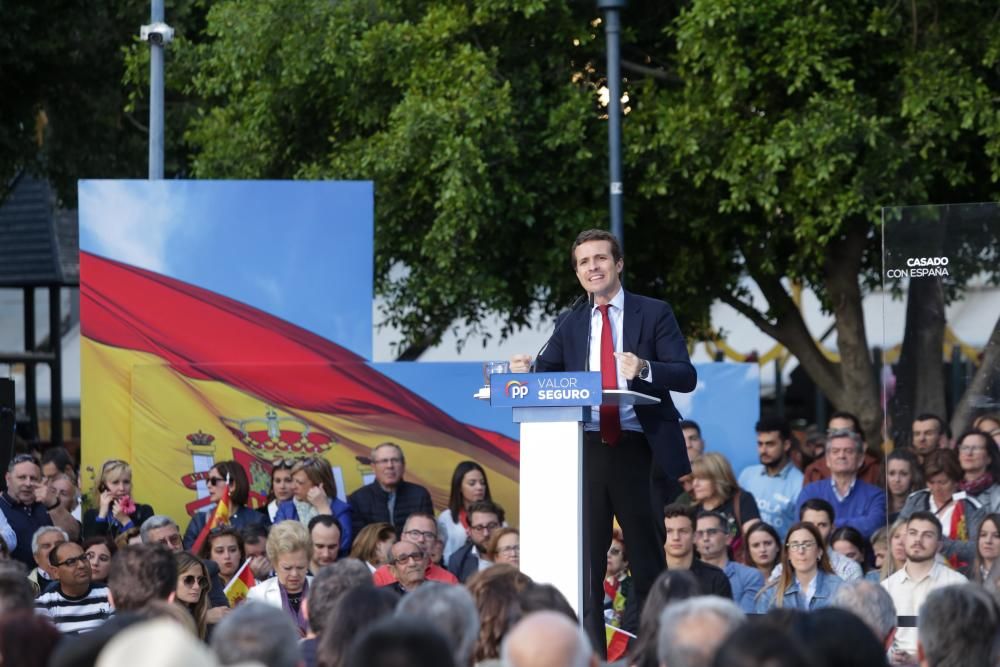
top-left (1, 410), bottom-right (1000, 666)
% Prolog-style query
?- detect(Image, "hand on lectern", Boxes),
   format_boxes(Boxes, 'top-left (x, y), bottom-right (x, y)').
top-left (510, 354), bottom-right (532, 373)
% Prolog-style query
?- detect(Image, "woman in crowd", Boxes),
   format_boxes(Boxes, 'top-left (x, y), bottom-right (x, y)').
top-left (247, 520), bottom-right (312, 636)
top-left (971, 513), bottom-right (1000, 589)
top-left (260, 459), bottom-right (296, 523)
top-left (901, 448), bottom-right (985, 567)
top-left (958, 428), bottom-right (1000, 514)
top-left (690, 452), bottom-right (760, 555)
top-left (755, 522), bottom-right (844, 612)
top-left (348, 522), bottom-right (396, 572)
top-left (880, 518), bottom-right (908, 580)
top-left (199, 526), bottom-right (245, 589)
top-left (83, 459), bottom-right (155, 539)
top-left (602, 529), bottom-right (630, 633)
top-left (466, 564), bottom-right (532, 664)
top-left (974, 413), bottom-right (1000, 446)
top-left (82, 536), bottom-right (116, 583)
top-left (866, 526), bottom-right (888, 581)
top-left (317, 585), bottom-right (399, 667)
top-left (744, 522), bottom-right (781, 582)
top-left (438, 461), bottom-right (495, 561)
top-left (183, 460), bottom-right (269, 550)
top-left (885, 448), bottom-right (923, 523)
top-left (627, 569), bottom-right (701, 667)
top-left (829, 525), bottom-right (868, 571)
top-left (174, 551), bottom-right (211, 640)
top-left (274, 458), bottom-right (352, 553)
top-left (487, 527), bottom-right (520, 569)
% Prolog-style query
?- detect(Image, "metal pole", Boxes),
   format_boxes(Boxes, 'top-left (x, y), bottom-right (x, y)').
top-left (23, 288), bottom-right (38, 440)
top-left (597, 0), bottom-right (626, 250)
top-left (149, 0), bottom-right (165, 179)
top-left (48, 287), bottom-right (62, 447)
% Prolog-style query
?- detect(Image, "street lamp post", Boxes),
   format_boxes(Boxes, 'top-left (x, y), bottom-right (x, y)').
top-left (597, 0), bottom-right (626, 250)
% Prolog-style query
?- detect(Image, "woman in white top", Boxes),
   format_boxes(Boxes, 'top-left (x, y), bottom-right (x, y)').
top-left (437, 461), bottom-right (494, 561)
top-left (261, 460), bottom-right (295, 523)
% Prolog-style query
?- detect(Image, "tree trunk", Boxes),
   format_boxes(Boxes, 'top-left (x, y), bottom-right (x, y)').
top-left (951, 313), bottom-right (1000, 435)
top-left (889, 277), bottom-right (947, 447)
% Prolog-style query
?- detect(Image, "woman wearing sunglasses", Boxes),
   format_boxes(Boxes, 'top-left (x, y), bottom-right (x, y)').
top-left (183, 460), bottom-right (269, 550)
top-left (83, 460), bottom-right (155, 540)
top-left (174, 551), bottom-right (212, 640)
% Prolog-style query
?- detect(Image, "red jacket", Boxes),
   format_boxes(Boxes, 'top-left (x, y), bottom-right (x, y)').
top-left (372, 562), bottom-right (458, 586)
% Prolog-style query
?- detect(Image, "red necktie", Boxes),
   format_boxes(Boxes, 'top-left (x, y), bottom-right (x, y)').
top-left (598, 304), bottom-right (621, 445)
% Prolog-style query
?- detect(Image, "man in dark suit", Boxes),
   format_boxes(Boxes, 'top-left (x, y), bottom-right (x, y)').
top-left (511, 228), bottom-right (696, 653)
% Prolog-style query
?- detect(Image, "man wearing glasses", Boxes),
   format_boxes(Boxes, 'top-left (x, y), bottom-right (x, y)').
top-left (373, 513), bottom-right (458, 586)
top-left (447, 500), bottom-right (504, 583)
top-left (141, 515), bottom-right (230, 611)
top-left (1, 454), bottom-right (52, 566)
top-left (35, 541), bottom-right (113, 634)
top-left (348, 442), bottom-right (433, 537)
top-left (382, 541), bottom-right (429, 594)
top-left (695, 511), bottom-right (763, 612)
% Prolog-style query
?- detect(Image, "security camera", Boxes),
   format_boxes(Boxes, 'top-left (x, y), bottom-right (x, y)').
top-left (140, 22), bottom-right (175, 46)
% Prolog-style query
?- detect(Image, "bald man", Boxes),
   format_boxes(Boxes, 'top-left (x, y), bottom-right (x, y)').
top-left (502, 611), bottom-right (597, 667)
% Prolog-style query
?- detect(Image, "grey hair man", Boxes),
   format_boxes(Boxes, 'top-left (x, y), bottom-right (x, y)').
top-left (301, 558), bottom-right (374, 667)
top-left (397, 582), bottom-right (479, 667)
top-left (502, 611), bottom-right (596, 667)
top-left (831, 579), bottom-right (897, 651)
top-left (212, 602), bottom-right (303, 667)
top-left (917, 584), bottom-right (1000, 667)
top-left (656, 596), bottom-right (745, 667)
top-left (140, 515), bottom-right (182, 551)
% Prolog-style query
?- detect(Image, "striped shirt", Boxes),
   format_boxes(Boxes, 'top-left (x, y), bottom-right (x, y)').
top-left (35, 582), bottom-right (114, 634)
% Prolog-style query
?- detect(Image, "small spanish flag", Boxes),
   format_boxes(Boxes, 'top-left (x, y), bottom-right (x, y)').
top-left (606, 624), bottom-right (634, 662)
top-left (223, 558), bottom-right (257, 607)
top-left (190, 481), bottom-right (231, 554)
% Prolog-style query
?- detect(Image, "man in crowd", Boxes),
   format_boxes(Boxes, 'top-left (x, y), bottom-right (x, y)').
top-left (213, 602), bottom-right (302, 667)
top-left (384, 541), bottom-right (429, 594)
top-left (803, 412), bottom-right (882, 485)
top-left (738, 416), bottom-right (803, 539)
top-left (242, 524), bottom-right (273, 580)
top-left (663, 504), bottom-right (732, 598)
top-left (797, 428), bottom-right (885, 538)
top-left (799, 499), bottom-right (863, 581)
top-left (911, 414), bottom-right (949, 462)
top-left (695, 511), bottom-right (762, 612)
top-left (0, 561), bottom-right (34, 613)
top-left (29, 525), bottom-right (68, 594)
top-left (397, 582), bottom-right (480, 667)
top-left (502, 611), bottom-right (597, 667)
top-left (881, 512), bottom-right (967, 664)
top-left (141, 514), bottom-right (229, 610)
top-left (107, 543), bottom-right (178, 611)
top-left (349, 442), bottom-right (434, 537)
top-left (917, 584), bottom-right (1000, 667)
top-left (831, 579), bottom-right (898, 652)
top-left (373, 513), bottom-right (458, 585)
top-left (1, 454), bottom-right (52, 566)
top-left (35, 540), bottom-right (113, 634)
top-left (657, 597), bottom-right (745, 667)
top-left (302, 559), bottom-right (373, 667)
top-left (682, 420), bottom-right (705, 462)
top-left (511, 229), bottom-right (698, 653)
top-left (308, 515), bottom-right (342, 573)
top-left (447, 500), bottom-right (504, 583)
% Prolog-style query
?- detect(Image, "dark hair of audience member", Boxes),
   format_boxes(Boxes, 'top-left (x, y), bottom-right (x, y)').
top-left (344, 615), bottom-right (456, 667)
top-left (446, 461), bottom-right (494, 520)
top-left (241, 523), bottom-right (269, 546)
top-left (829, 525), bottom-right (869, 569)
top-left (628, 569), bottom-right (701, 667)
top-left (349, 522), bottom-right (396, 566)
top-left (789, 608), bottom-right (889, 667)
top-left (0, 561), bottom-right (34, 613)
top-left (712, 619), bottom-right (816, 667)
top-left (307, 559), bottom-right (374, 637)
top-left (108, 544), bottom-right (178, 611)
top-left (465, 564), bottom-right (532, 662)
top-left (743, 522), bottom-right (782, 571)
top-left (0, 610), bottom-right (61, 667)
top-left (317, 585), bottom-right (400, 667)
top-left (518, 582), bottom-right (578, 622)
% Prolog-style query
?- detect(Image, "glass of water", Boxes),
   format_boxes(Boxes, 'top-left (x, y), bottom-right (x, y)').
top-left (482, 360), bottom-right (510, 385)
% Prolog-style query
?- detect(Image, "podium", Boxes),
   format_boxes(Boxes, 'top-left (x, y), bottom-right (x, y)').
top-left (479, 372), bottom-right (659, 618)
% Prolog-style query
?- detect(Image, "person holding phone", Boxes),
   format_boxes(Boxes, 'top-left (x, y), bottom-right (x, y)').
top-left (82, 459), bottom-right (155, 540)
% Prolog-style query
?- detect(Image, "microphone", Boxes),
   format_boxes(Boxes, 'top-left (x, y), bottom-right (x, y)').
top-left (529, 292), bottom-right (591, 373)
top-left (584, 291), bottom-right (594, 371)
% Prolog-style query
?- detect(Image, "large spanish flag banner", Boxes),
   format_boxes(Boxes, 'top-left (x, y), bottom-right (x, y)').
top-left (79, 251), bottom-right (519, 526)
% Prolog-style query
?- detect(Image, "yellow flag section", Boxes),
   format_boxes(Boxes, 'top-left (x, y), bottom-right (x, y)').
top-left (80, 337), bottom-right (519, 528)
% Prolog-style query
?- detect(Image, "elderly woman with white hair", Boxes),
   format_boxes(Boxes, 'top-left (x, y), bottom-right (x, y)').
top-left (247, 520), bottom-right (313, 636)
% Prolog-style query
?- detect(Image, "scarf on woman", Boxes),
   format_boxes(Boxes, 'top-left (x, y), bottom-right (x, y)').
top-left (960, 472), bottom-right (995, 497)
top-left (292, 499), bottom-right (319, 525)
top-left (279, 578), bottom-right (310, 637)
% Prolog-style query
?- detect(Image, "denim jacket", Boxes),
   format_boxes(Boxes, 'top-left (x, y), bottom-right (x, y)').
top-left (754, 570), bottom-right (844, 613)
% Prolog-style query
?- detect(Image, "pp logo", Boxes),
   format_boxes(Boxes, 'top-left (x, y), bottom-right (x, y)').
top-left (504, 380), bottom-right (529, 399)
